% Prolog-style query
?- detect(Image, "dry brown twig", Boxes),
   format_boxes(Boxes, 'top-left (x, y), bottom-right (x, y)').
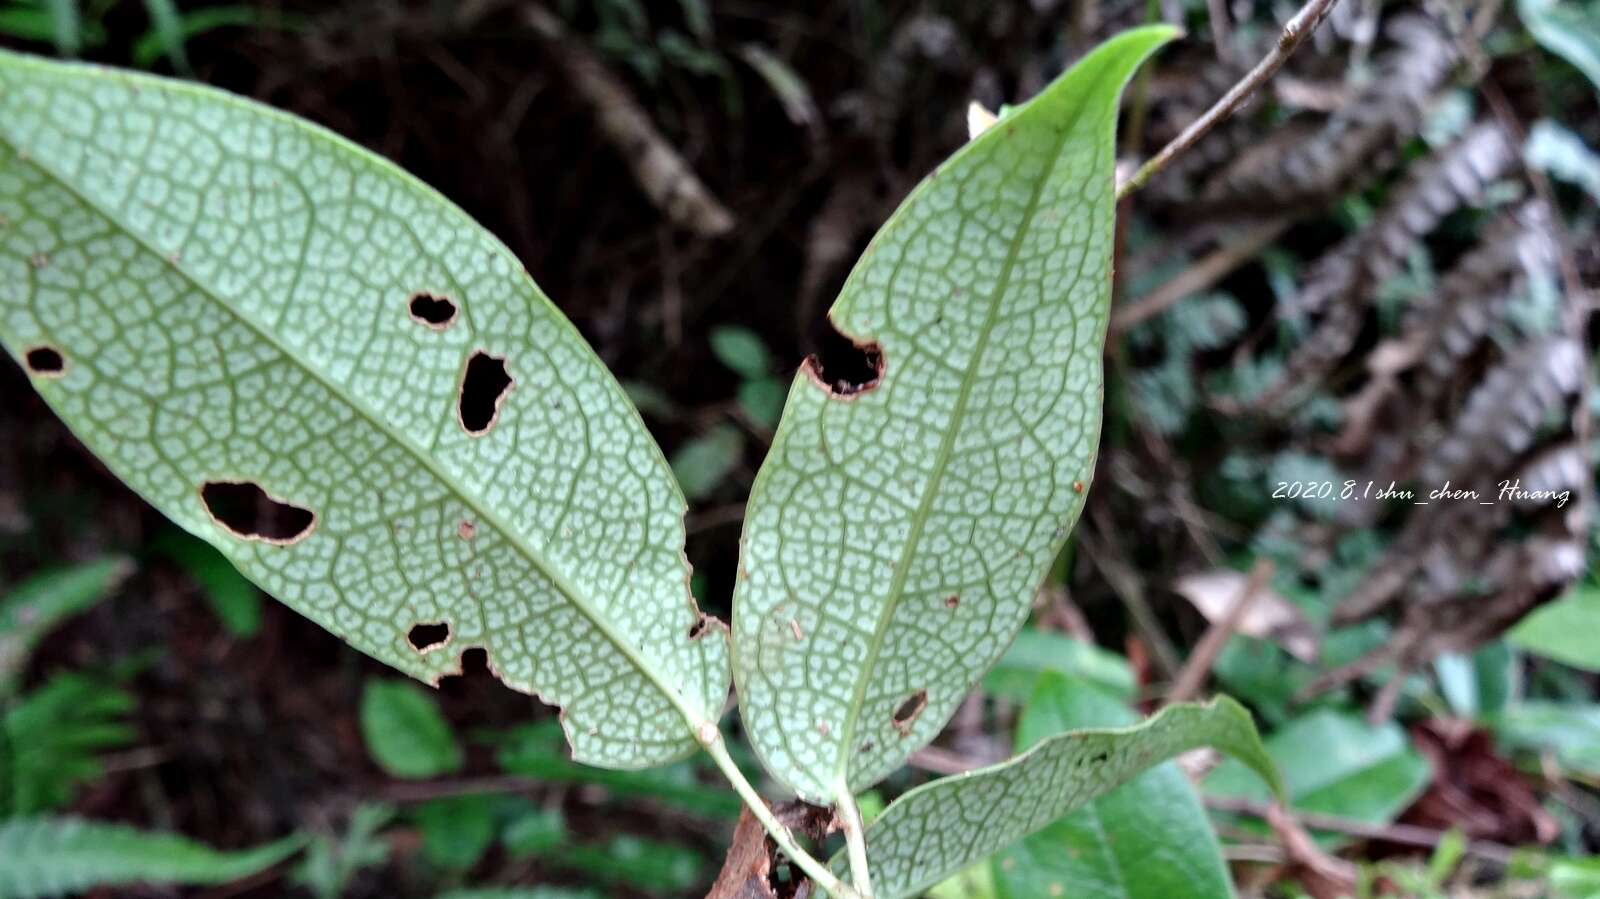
top-left (1118, 0), bottom-right (1344, 199)
top-left (522, 5), bottom-right (735, 237)
top-left (1167, 559), bottom-right (1275, 703)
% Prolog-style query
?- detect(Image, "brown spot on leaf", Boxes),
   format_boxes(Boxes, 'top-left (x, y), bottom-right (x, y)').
top-left (408, 621), bottom-right (451, 652)
top-left (23, 346), bottom-right (65, 378)
top-left (1073, 480), bottom-right (1086, 493)
top-left (802, 320), bottom-right (884, 399)
top-left (944, 595), bottom-right (960, 609)
top-left (892, 689), bottom-right (928, 736)
top-left (199, 480), bottom-right (315, 545)
top-left (457, 520), bottom-right (476, 540)
top-left (688, 616), bottom-right (712, 640)
top-left (458, 350), bottom-right (514, 435)
top-left (408, 292), bottom-right (458, 329)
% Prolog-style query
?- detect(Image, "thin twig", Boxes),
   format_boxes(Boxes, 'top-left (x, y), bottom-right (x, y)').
top-left (1205, 795), bottom-right (1518, 865)
top-left (1110, 217), bottom-right (1292, 334)
top-left (1117, 0), bottom-right (1343, 199)
top-left (1167, 559), bottom-right (1273, 703)
top-left (522, 5), bottom-right (735, 237)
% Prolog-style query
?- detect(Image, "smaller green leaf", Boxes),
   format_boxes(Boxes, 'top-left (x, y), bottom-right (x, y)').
top-left (981, 629), bottom-right (1135, 702)
top-left (0, 557), bottom-right (131, 693)
top-left (1493, 702), bottom-right (1600, 777)
top-left (708, 325), bottom-right (772, 378)
top-left (1205, 710), bottom-right (1431, 845)
top-left (360, 680), bottom-right (462, 780)
top-left (1434, 642), bottom-right (1517, 719)
top-left (130, 6), bottom-right (304, 69)
top-left (0, 816), bottom-right (303, 899)
top-left (555, 835), bottom-right (706, 892)
top-left (992, 674), bottom-right (1234, 899)
top-left (43, 0), bottom-right (79, 56)
top-left (669, 424), bottom-right (743, 500)
top-left (414, 795), bottom-right (496, 870)
top-left (157, 534), bottom-right (262, 638)
top-left (137, 0), bottom-right (188, 72)
top-left (1510, 582), bottom-right (1600, 671)
top-left (502, 804), bottom-right (567, 857)
top-left (1519, 0), bottom-right (1600, 92)
top-left (4, 672), bottom-right (135, 814)
top-left (846, 695), bottom-right (1278, 899)
top-left (495, 722), bottom-right (741, 818)
top-left (737, 377), bottom-right (787, 429)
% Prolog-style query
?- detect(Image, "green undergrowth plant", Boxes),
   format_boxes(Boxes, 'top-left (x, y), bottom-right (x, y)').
top-left (0, 24), bottom-right (1282, 899)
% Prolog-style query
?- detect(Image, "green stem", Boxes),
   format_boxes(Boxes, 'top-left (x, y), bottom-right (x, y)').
top-left (836, 785), bottom-right (876, 898)
top-left (700, 730), bottom-right (860, 899)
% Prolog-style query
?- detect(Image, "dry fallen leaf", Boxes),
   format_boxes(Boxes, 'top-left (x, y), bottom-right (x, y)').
top-left (1173, 569), bottom-right (1320, 662)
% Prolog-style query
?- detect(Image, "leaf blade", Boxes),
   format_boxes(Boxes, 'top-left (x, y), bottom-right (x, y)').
top-left (992, 674), bottom-right (1235, 899)
top-left (0, 50), bottom-right (728, 768)
top-left (841, 695), bottom-right (1279, 899)
top-left (0, 816), bottom-right (303, 898)
top-left (731, 25), bottom-right (1180, 803)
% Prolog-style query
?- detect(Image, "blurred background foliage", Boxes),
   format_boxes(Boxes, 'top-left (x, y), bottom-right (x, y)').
top-left (0, 0), bottom-right (1598, 896)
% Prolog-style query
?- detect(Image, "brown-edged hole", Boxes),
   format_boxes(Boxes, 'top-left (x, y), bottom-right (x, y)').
top-left (23, 346), bottom-right (65, 377)
top-left (408, 293), bottom-right (458, 328)
top-left (458, 351), bottom-right (513, 435)
top-left (891, 689), bottom-right (928, 735)
top-left (199, 481), bottom-right (315, 545)
top-left (803, 321), bottom-right (883, 398)
top-left (408, 621), bottom-right (451, 652)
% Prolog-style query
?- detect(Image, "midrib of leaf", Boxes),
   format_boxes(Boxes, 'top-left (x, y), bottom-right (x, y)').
top-left (831, 101), bottom-right (1091, 795)
top-left (0, 74), bottom-right (707, 733)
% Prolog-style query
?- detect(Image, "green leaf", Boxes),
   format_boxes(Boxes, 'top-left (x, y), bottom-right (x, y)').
top-left (670, 423), bottom-right (743, 500)
top-left (501, 804), bottom-right (567, 857)
top-left (0, 557), bottom-right (130, 693)
top-left (1434, 641), bottom-right (1517, 719)
top-left (0, 50), bottom-right (729, 769)
top-left (137, 0), bottom-right (189, 72)
top-left (1493, 701), bottom-right (1600, 777)
top-left (43, 0), bottom-right (78, 57)
top-left (1510, 582), bottom-right (1600, 671)
top-left (1519, 0), bottom-right (1600, 92)
top-left (360, 679), bottom-right (462, 779)
top-left (737, 376), bottom-right (786, 429)
top-left (1205, 710), bottom-right (1431, 844)
top-left (992, 674), bottom-right (1233, 899)
top-left (554, 835), bottom-right (706, 892)
top-left (131, 6), bottom-right (305, 70)
top-left (842, 695), bottom-right (1279, 899)
top-left (981, 628), bottom-right (1135, 702)
top-left (414, 795), bottom-right (496, 870)
top-left (157, 533), bottom-right (263, 637)
top-left (0, 815), bottom-right (303, 898)
top-left (495, 721), bottom-right (742, 818)
top-left (709, 325), bottom-right (772, 378)
top-left (3, 671), bottom-right (135, 814)
top-left (731, 24), bottom-right (1181, 804)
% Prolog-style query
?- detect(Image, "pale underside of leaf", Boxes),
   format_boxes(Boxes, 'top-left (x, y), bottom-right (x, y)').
top-left (0, 51), bottom-right (727, 769)
top-left (840, 696), bottom-right (1282, 899)
top-left (730, 25), bottom-right (1180, 804)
